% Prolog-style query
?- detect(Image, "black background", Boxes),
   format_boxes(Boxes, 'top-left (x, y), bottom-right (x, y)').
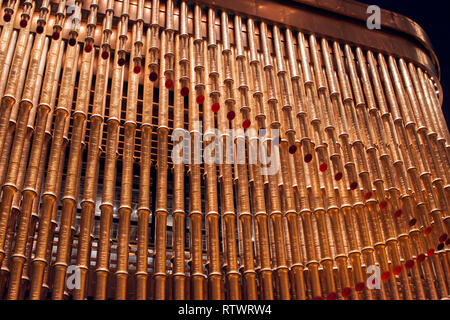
top-left (356, 0), bottom-right (450, 127)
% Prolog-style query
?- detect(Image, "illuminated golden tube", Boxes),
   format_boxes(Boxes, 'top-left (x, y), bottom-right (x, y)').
top-left (95, 20), bottom-right (124, 300)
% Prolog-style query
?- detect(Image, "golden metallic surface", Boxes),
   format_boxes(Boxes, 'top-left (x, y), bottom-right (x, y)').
top-left (0, 0), bottom-right (448, 300)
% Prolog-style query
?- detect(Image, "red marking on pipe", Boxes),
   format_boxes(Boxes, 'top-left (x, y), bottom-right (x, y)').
top-left (242, 119), bottom-right (251, 129)
top-left (3, 13), bottom-right (11, 22)
top-left (36, 25), bottom-right (44, 34)
top-left (405, 259), bottom-right (414, 269)
top-left (19, 19), bottom-right (27, 28)
top-left (52, 32), bottom-right (60, 40)
top-left (350, 181), bottom-right (358, 190)
top-left (101, 50), bottom-right (109, 60)
top-left (393, 265), bottom-right (402, 275)
top-left (313, 296), bottom-right (323, 300)
top-left (334, 172), bottom-right (343, 181)
top-left (427, 248), bottom-right (435, 257)
top-left (211, 102), bottom-right (220, 113)
top-left (118, 58), bottom-right (126, 66)
top-left (409, 218), bottom-right (417, 227)
top-left (437, 243), bottom-right (444, 251)
top-left (319, 163), bottom-right (328, 172)
top-left (227, 111), bottom-right (236, 121)
top-left (355, 282), bottom-right (365, 292)
top-left (196, 94), bottom-right (205, 105)
top-left (84, 44), bottom-right (93, 53)
top-left (381, 271), bottom-right (391, 281)
top-left (289, 145), bottom-right (297, 154)
top-left (165, 79), bottom-right (174, 89)
top-left (304, 153), bottom-right (313, 163)
top-left (394, 209), bottom-right (402, 218)
top-left (416, 253), bottom-right (426, 263)
top-left (379, 200), bottom-right (388, 210)
top-left (149, 72), bottom-right (158, 82)
top-left (424, 226), bottom-right (432, 235)
top-left (180, 86), bottom-right (189, 97)
top-left (439, 233), bottom-right (448, 243)
top-left (326, 292), bottom-right (337, 300)
top-left (342, 287), bottom-right (352, 298)
top-left (133, 65), bottom-right (141, 74)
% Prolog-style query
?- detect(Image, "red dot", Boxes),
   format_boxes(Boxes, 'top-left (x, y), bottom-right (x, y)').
top-left (405, 259), bottom-right (414, 269)
top-left (118, 58), bottom-right (126, 66)
top-left (69, 38), bottom-right (76, 47)
top-left (334, 172), bottom-right (343, 181)
top-left (304, 153), bottom-right (312, 163)
top-left (355, 282), bottom-right (365, 292)
top-left (242, 119), bottom-right (251, 129)
top-left (289, 145), bottom-right (297, 154)
top-left (149, 72), bottom-right (158, 82)
top-left (180, 86), bottom-right (189, 97)
top-left (342, 287), bottom-right (352, 298)
top-left (350, 181), bottom-right (358, 190)
top-left (227, 111), bottom-right (236, 121)
top-left (313, 296), bottom-right (323, 300)
top-left (84, 44), bottom-right (93, 53)
top-left (326, 292), bottom-right (337, 300)
top-left (379, 200), bottom-right (388, 210)
top-left (3, 13), bottom-right (11, 22)
top-left (36, 25), bottom-right (44, 34)
top-left (20, 19), bottom-right (27, 28)
top-left (439, 233), bottom-right (448, 243)
top-left (165, 79), bottom-right (174, 89)
top-left (409, 218), bottom-right (417, 227)
top-left (101, 51), bottom-right (109, 60)
top-left (319, 163), bottom-right (328, 172)
top-left (424, 226), bottom-right (432, 235)
top-left (437, 243), bottom-right (444, 251)
top-left (133, 65), bottom-right (141, 74)
top-left (211, 102), bottom-right (220, 113)
top-left (394, 209), bottom-right (402, 218)
top-left (381, 271), bottom-right (391, 281)
top-left (52, 32), bottom-right (60, 40)
top-left (393, 265), bottom-right (402, 275)
top-left (364, 191), bottom-right (373, 200)
top-left (196, 94), bottom-right (205, 105)
top-left (427, 248), bottom-right (435, 257)
top-left (446, 239), bottom-right (450, 246)
top-left (416, 253), bottom-right (426, 263)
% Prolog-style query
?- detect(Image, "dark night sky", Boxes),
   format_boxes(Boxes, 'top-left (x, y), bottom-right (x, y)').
top-left (356, 0), bottom-right (450, 127)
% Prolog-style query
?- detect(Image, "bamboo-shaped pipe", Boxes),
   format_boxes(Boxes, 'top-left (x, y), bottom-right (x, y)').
top-left (95, 20), bottom-right (125, 300)
top-left (136, 26), bottom-right (154, 301)
top-left (116, 22), bottom-right (139, 301)
top-left (231, 15), bottom-right (258, 299)
top-left (0, 1), bottom-right (36, 266)
top-left (203, 7), bottom-right (225, 300)
top-left (29, 41), bottom-right (78, 300)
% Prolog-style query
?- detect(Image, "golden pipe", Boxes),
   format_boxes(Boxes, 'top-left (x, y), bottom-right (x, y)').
top-left (230, 14), bottom-right (258, 300)
top-left (203, 7), bottom-right (224, 300)
top-left (216, 25), bottom-right (240, 298)
top-left (172, 2), bottom-right (188, 299)
top-left (29, 40), bottom-right (77, 300)
top-left (0, 2), bottom-right (35, 266)
top-left (95, 21), bottom-right (124, 300)
top-left (153, 1), bottom-right (171, 298)
top-left (116, 22), bottom-right (138, 301)
top-left (188, 5), bottom-right (206, 300)
top-left (135, 26), bottom-right (153, 301)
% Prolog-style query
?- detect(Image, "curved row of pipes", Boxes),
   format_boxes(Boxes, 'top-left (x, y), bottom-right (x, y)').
top-left (0, 0), bottom-right (448, 300)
